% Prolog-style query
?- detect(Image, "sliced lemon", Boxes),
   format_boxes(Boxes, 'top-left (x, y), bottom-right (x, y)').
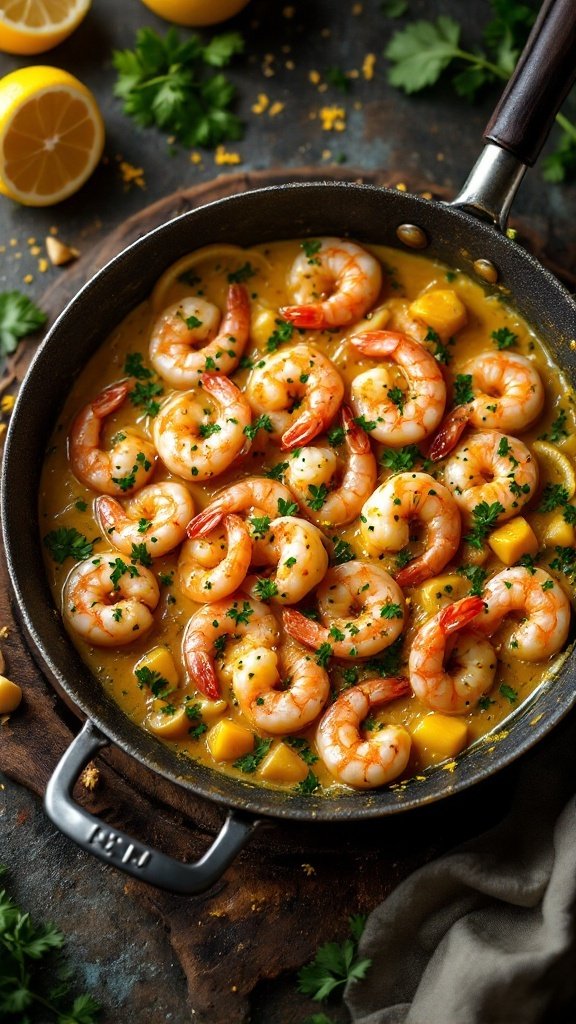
top-left (0, 0), bottom-right (90, 55)
top-left (0, 66), bottom-right (104, 206)
top-left (532, 440), bottom-right (576, 499)
top-left (139, 0), bottom-right (250, 26)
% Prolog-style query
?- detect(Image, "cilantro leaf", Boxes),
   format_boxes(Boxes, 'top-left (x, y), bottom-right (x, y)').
top-left (0, 291), bottom-right (47, 360)
top-left (385, 16), bottom-right (462, 94)
top-left (491, 326), bottom-right (518, 350)
top-left (297, 915), bottom-right (371, 1001)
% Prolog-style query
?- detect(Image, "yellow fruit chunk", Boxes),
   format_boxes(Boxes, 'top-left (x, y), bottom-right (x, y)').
top-left (135, 646), bottom-right (179, 689)
top-left (0, 675), bottom-right (22, 713)
top-left (259, 743), bottom-right (309, 784)
top-left (0, 0), bottom-right (90, 55)
top-left (532, 440), bottom-right (576, 499)
top-left (207, 720), bottom-right (254, 762)
top-left (412, 714), bottom-right (468, 761)
top-left (139, 0), bottom-right (250, 27)
top-left (543, 514), bottom-right (576, 549)
top-left (488, 516), bottom-right (539, 565)
top-left (146, 702), bottom-right (190, 740)
top-left (418, 573), bottom-right (467, 615)
top-left (197, 698), bottom-right (229, 723)
top-left (408, 289), bottom-right (467, 339)
top-left (0, 66), bottom-right (104, 206)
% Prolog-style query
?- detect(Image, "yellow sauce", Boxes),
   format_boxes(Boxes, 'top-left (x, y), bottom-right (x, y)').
top-left (38, 240), bottom-right (576, 794)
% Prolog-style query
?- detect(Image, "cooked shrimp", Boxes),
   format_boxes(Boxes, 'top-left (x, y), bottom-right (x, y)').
top-left (409, 597), bottom-right (496, 714)
top-left (279, 237), bottom-right (382, 329)
top-left (69, 381), bottom-right (157, 496)
top-left (472, 567), bottom-right (570, 661)
top-left (360, 472), bottom-right (461, 587)
top-left (443, 430), bottom-right (538, 521)
top-left (285, 406), bottom-right (377, 525)
top-left (182, 595), bottom-right (278, 699)
top-left (349, 331), bottom-right (446, 446)
top-left (95, 482), bottom-right (193, 558)
top-left (152, 373), bottom-right (251, 481)
top-left (316, 677), bottom-right (412, 788)
top-left (246, 344), bottom-right (344, 449)
top-left (178, 515), bottom-right (252, 603)
top-left (232, 645), bottom-right (330, 733)
top-left (149, 284), bottom-right (250, 388)
top-left (186, 476), bottom-right (300, 537)
top-left (242, 516), bottom-right (328, 604)
top-left (283, 561), bottom-right (405, 659)
top-left (430, 352), bottom-right (545, 459)
top-left (63, 552), bottom-right (160, 647)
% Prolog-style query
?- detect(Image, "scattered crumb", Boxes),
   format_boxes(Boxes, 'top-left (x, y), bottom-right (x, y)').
top-left (29, 245), bottom-right (41, 257)
top-left (0, 627), bottom-right (9, 640)
top-left (0, 246), bottom-right (5, 253)
top-left (49, 226), bottom-right (58, 235)
top-left (117, 158), bottom-right (146, 189)
top-left (396, 182), bottom-right (407, 191)
top-left (309, 69), bottom-right (321, 85)
top-left (268, 101), bottom-right (285, 117)
top-left (46, 236), bottom-right (79, 267)
top-left (322, 148), bottom-right (332, 160)
top-left (1, 394), bottom-right (15, 414)
top-left (301, 862), bottom-right (316, 876)
top-left (530, 714), bottom-right (544, 726)
top-left (285, 59), bottom-right (295, 70)
top-left (80, 762), bottom-right (100, 790)
top-left (26, 236), bottom-right (36, 245)
top-left (23, 273), bottom-right (33, 285)
top-left (319, 105), bottom-right (347, 131)
top-left (252, 93), bottom-right (269, 114)
top-left (231, 985), bottom-right (238, 993)
top-left (442, 760), bottom-right (458, 773)
top-left (262, 53), bottom-right (276, 78)
top-left (214, 146), bottom-right (241, 165)
top-left (190, 151), bottom-right (203, 164)
top-left (415, 775), bottom-right (427, 781)
top-left (362, 53), bottom-right (376, 80)
top-left (9, 238), bottom-right (17, 247)
top-left (421, 190), bottom-right (433, 199)
top-left (38, 258), bottom-right (49, 273)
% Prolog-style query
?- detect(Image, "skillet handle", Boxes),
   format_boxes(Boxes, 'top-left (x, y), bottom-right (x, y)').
top-left (484, 0), bottom-right (576, 166)
top-left (44, 720), bottom-right (260, 895)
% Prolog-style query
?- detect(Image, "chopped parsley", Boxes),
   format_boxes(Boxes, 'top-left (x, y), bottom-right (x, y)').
top-left (316, 642), bottom-right (333, 668)
top-left (307, 483), bottom-right (329, 511)
top-left (227, 262), bottom-right (256, 283)
top-left (380, 444), bottom-right (421, 473)
top-left (277, 497), bottom-right (299, 517)
top-left (44, 527), bottom-right (98, 564)
top-left (243, 414), bottom-right (274, 441)
top-left (497, 436), bottom-right (510, 457)
top-left (539, 484), bottom-right (570, 512)
top-left (465, 500), bottom-right (504, 549)
top-left (458, 564), bottom-right (487, 597)
top-left (75, 499), bottom-right (88, 512)
top-left (453, 373), bottom-right (474, 405)
top-left (286, 737), bottom-right (319, 765)
top-left (233, 736), bottom-right (272, 773)
top-left (226, 600), bottom-right (254, 625)
top-left (499, 683), bottom-right (518, 704)
top-left (265, 460), bottom-right (289, 481)
top-left (199, 421), bottom-right (222, 438)
top-left (550, 546), bottom-right (576, 578)
top-left (327, 424), bottom-right (346, 447)
top-left (294, 770), bottom-right (321, 794)
top-left (491, 327), bottom-right (518, 350)
top-left (108, 557), bottom-right (140, 590)
top-left (266, 318), bottom-right (294, 352)
top-left (387, 387), bottom-right (405, 412)
top-left (128, 378), bottom-right (164, 417)
top-left (130, 542), bottom-right (152, 567)
top-left (249, 515), bottom-right (271, 539)
top-left (380, 602), bottom-right (403, 619)
top-left (353, 415), bottom-right (376, 433)
top-left (301, 239), bottom-right (322, 264)
top-left (540, 408), bottom-right (569, 443)
top-left (253, 578), bottom-right (279, 601)
top-left (135, 666), bottom-right (172, 699)
top-left (331, 536), bottom-right (355, 565)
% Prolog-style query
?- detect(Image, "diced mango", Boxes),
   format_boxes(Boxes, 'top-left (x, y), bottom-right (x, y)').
top-left (135, 646), bottom-right (179, 689)
top-left (259, 742), bottom-right (309, 783)
top-left (147, 702), bottom-right (190, 740)
top-left (543, 513), bottom-right (576, 548)
top-left (488, 516), bottom-right (539, 565)
top-left (411, 713), bottom-right (468, 762)
top-left (197, 698), bottom-right (229, 724)
top-left (207, 720), bottom-right (254, 762)
top-left (417, 574), bottom-right (467, 615)
top-left (408, 289), bottom-right (467, 339)
top-left (0, 675), bottom-right (22, 714)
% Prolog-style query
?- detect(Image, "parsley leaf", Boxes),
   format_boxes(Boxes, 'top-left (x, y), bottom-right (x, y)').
top-left (0, 291), bottom-right (46, 360)
top-left (385, 16), bottom-right (462, 94)
top-left (253, 577), bottom-right (279, 601)
top-left (307, 483), bottom-right (329, 511)
top-left (316, 642), bottom-right (333, 668)
top-left (266, 318), bottom-right (294, 352)
top-left (297, 915), bottom-right (372, 1001)
top-left (354, 415), bottom-right (377, 432)
top-left (458, 564), bottom-right (487, 597)
top-left (380, 602), bottom-right (403, 619)
top-left (243, 414), bottom-right (274, 441)
top-left (124, 351), bottom-right (152, 379)
top-left (44, 528), bottom-right (98, 564)
top-left (128, 378), bottom-right (164, 417)
top-left (539, 408), bottom-right (569, 443)
top-left (331, 536), bottom-right (355, 565)
top-left (286, 737), bottom-right (319, 765)
top-left (539, 484), bottom-right (570, 513)
top-left (327, 424), bottom-right (346, 447)
top-left (491, 326), bottom-right (518, 350)
top-left (500, 683), bottom-right (518, 704)
top-left (249, 515), bottom-right (271, 539)
top-left (465, 501), bottom-right (504, 549)
top-left (380, 444), bottom-right (421, 472)
top-left (295, 770), bottom-right (321, 794)
top-left (277, 497), bottom-right (299, 517)
top-left (227, 262), bottom-right (256, 283)
top-left (135, 666), bottom-right (172, 699)
top-left (453, 373), bottom-right (474, 405)
top-left (226, 600), bottom-right (254, 625)
top-left (233, 736), bottom-right (272, 773)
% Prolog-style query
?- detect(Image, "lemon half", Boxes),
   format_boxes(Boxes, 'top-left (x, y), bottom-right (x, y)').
top-left (0, 0), bottom-right (90, 55)
top-left (139, 0), bottom-right (250, 27)
top-left (532, 440), bottom-right (576, 499)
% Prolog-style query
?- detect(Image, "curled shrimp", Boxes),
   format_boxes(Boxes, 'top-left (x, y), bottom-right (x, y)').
top-left (279, 237), bottom-right (382, 329)
top-left (349, 331), bottom-right (446, 446)
top-left (232, 645), bottom-right (330, 734)
top-left (69, 381), bottom-right (157, 496)
top-left (63, 552), bottom-right (160, 646)
top-left (149, 284), bottom-right (250, 388)
top-left (178, 514), bottom-right (252, 603)
top-left (430, 352), bottom-right (545, 460)
top-left (360, 472), bottom-right (461, 587)
top-left (316, 677), bottom-right (412, 788)
top-left (285, 406), bottom-right (377, 526)
top-left (243, 516), bottom-right (328, 604)
top-left (443, 430), bottom-right (538, 521)
top-left (186, 476), bottom-right (300, 537)
top-left (283, 561), bottom-right (406, 659)
top-left (246, 344), bottom-right (344, 449)
top-left (182, 595), bottom-right (278, 699)
top-left (152, 373), bottom-right (251, 482)
top-left (472, 567), bottom-right (570, 661)
top-left (409, 596), bottom-right (496, 714)
top-left (95, 481), bottom-right (194, 558)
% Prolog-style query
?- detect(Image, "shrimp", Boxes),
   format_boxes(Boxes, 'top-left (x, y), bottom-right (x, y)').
top-left (360, 473), bottom-right (461, 587)
top-left (283, 561), bottom-right (406, 659)
top-left (409, 596), bottom-right (496, 714)
top-left (95, 481), bottom-right (194, 558)
top-left (182, 595), bottom-right (278, 699)
top-left (279, 237), bottom-right (382, 329)
top-left (315, 677), bottom-right (412, 788)
top-left (242, 516), bottom-right (328, 604)
top-left (472, 567), bottom-right (570, 661)
top-left (443, 430), bottom-right (538, 521)
top-left (232, 645), bottom-right (330, 734)
top-left (152, 373), bottom-right (251, 482)
top-left (63, 552), bottom-right (160, 646)
top-left (178, 515), bottom-right (252, 603)
top-left (186, 476), bottom-right (300, 537)
top-left (69, 381), bottom-right (157, 496)
top-left (430, 351), bottom-right (545, 460)
top-left (349, 331), bottom-right (446, 446)
top-left (149, 284), bottom-right (250, 388)
top-left (285, 406), bottom-right (377, 525)
top-left (246, 344), bottom-right (344, 449)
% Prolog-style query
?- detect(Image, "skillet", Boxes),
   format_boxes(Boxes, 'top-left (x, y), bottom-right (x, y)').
top-left (3, 0), bottom-right (576, 894)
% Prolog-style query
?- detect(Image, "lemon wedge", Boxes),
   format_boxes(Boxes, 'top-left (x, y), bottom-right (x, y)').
top-left (0, 0), bottom-right (90, 55)
top-left (532, 439), bottom-right (576, 499)
top-left (139, 0), bottom-right (250, 25)
top-left (0, 66), bottom-right (104, 206)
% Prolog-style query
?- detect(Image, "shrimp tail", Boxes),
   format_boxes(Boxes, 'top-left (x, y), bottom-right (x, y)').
top-left (224, 282), bottom-right (250, 322)
top-left (342, 404), bottom-right (371, 454)
top-left (429, 406), bottom-right (471, 461)
top-left (350, 329), bottom-right (405, 357)
top-left (199, 371), bottom-right (242, 402)
top-left (186, 506), bottom-right (225, 538)
top-left (281, 413), bottom-right (325, 449)
top-left (395, 557), bottom-right (432, 588)
top-left (283, 608), bottom-right (326, 649)
top-left (439, 596), bottom-right (485, 635)
top-left (94, 494), bottom-right (124, 535)
top-left (360, 676), bottom-right (411, 704)
top-left (185, 650), bottom-right (221, 700)
top-left (92, 381), bottom-right (130, 418)
top-left (279, 304), bottom-right (327, 329)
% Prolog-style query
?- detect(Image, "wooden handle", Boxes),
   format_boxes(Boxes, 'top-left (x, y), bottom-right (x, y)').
top-left (484, 0), bottom-right (576, 166)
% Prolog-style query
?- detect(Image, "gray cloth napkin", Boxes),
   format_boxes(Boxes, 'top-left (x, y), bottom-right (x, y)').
top-left (345, 714), bottom-right (576, 1024)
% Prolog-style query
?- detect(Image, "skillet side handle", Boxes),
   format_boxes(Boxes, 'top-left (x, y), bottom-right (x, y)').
top-left (44, 720), bottom-right (260, 895)
top-left (484, 0), bottom-right (576, 166)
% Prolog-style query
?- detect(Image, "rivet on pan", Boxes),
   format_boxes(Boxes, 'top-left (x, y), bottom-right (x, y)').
top-left (396, 224), bottom-right (428, 249)
top-left (473, 258), bottom-right (499, 284)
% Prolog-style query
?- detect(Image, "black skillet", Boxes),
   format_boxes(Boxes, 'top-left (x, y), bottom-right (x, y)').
top-left (3, 0), bottom-right (576, 894)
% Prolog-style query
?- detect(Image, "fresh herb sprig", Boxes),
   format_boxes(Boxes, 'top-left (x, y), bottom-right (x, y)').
top-left (297, 914), bottom-right (371, 1002)
top-left (0, 291), bottom-right (47, 362)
